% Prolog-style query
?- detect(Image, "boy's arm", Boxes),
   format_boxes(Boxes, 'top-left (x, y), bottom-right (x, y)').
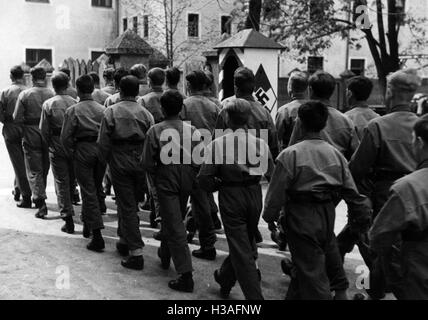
top-left (97, 109), bottom-right (113, 163)
top-left (142, 128), bottom-right (158, 174)
top-left (263, 160), bottom-right (293, 224)
top-left (197, 142), bottom-right (221, 193)
top-left (61, 108), bottom-right (77, 158)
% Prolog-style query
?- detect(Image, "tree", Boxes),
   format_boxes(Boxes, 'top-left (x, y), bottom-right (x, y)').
top-left (121, 0), bottom-right (228, 66)
top-left (233, 0), bottom-right (428, 95)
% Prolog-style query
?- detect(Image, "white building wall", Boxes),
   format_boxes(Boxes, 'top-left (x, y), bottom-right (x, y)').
top-left (0, 0), bottom-right (118, 88)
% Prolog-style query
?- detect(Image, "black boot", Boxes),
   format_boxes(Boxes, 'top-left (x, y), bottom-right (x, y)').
top-left (121, 255), bottom-right (144, 271)
top-left (153, 231), bottom-right (162, 241)
top-left (35, 200), bottom-right (48, 219)
top-left (158, 247), bottom-right (171, 270)
top-left (61, 216), bottom-right (75, 234)
top-left (168, 272), bottom-right (194, 293)
top-left (116, 242), bottom-right (129, 257)
top-left (214, 270), bottom-right (232, 298)
top-left (99, 201), bottom-right (107, 216)
top-left (192, 248), bottom-right (216, 261)
top-left (87, 229), bottom-right (105, 253)
top-left (13, 188), bottom-right (21, 202)
top-left (281, 258), bottom-right (293, 277)
top-left (83, 223), bottom-right (91, 239)
top-left (17, 196), bottom-right (32, 209)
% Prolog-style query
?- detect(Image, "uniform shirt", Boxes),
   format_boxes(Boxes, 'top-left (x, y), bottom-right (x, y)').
top-left (61, 98), bottom-right (105, 156)
top-left (142, 119), bottom-right (201, 174)
top-left (370, 160), bottom-right (428, 250)
top-left (263, 135), bottom-right (370, 224)
top-left (13, 83), bottom-right (54, 125)
top-left (217, 95), bottom-right (278, 159)
top-left (98, 98), bottom-right (154, 161)
top-left (275, 98), bottom-right (306, 151)
top-left (182, 93), bottom-right (219, 133)
top-left (104, 92), bottom-right (121, 108)
top-left (138, 87), bottom-right (164, 124)
top-left (0, 82), bottom-right (26, 123)
top-left (102, 85), bottom-right (116, 96)
top-left (349, 106), bottom-right (419, 182)
top-left (138, 83), bottom-right (151, 97)
top-left (203, 90), bottom-right (222, 109)
top-left (40, 94), bottom-right (76, 151)
top-left (345, 104), bottom-right (380, 141)
top-left (198, 130), bottom-right (274, 192)
top-left (65, 86), bottom-right (78, 100)
top-left (92, 88), bottom-right (110, 106)
top-left (289, 103), bottom-right (359, 160)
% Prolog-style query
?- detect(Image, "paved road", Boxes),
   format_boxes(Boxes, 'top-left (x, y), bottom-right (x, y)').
top-left (0, 132), bottom-right (373, 300)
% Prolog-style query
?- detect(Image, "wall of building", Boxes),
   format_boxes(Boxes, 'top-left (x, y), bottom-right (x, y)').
top-left (119, 0), bottom-right (236, 67)
top-left (279, 0), bottom-right (428, 80)
top-left (0, 0), bottom-right (118, 88)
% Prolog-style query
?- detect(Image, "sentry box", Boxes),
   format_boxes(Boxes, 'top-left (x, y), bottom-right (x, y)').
top-left (213, 29), bottom-right (285, 119)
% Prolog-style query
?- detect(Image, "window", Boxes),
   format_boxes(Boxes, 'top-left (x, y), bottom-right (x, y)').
top-left (91, 51), bottom-right (105, 61)
top-left (188, 13), bottom-right (199, 38)
top-left (143, 15), bottom-right (149, 38)
top-left (350, 59), bottom-right (366, 76)
top-left (92, 0), bottom-right (112, 8)
top-left (26, 0), bottom-right (49, 3)
top-left (221, 15), bottom-right (232, 35)
top-left (132, 16), bottom-right (138, 33)
top-left (123, 18), bottom-right (128, 32)
top-left (307, 56), bottom-right (324, 74)
top-left (26, 49), bottom-right (52, 68)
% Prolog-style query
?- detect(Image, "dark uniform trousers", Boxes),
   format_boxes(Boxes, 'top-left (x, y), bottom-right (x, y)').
top-left (217, 184), bottom-right (264, 301)
top-left (74, 141), bottom-right (105, 230)
top-left (49, 136), bottom-right (75, 218)
top-left (284, 195), bottom-right (349, 300)
top-left (22, 124), bottom-right (50, 203)
top-left (156, 165), bottom-right (195, 275)
top-left (3, 123), bottom-right (31, 198)
top-left (191, 184), bottom-right (217, 250)
top-left (110, 144), bottom-right (146, 253)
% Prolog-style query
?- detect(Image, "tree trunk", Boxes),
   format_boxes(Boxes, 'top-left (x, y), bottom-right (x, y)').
top-left (245, 0), bottom-right (262, 31)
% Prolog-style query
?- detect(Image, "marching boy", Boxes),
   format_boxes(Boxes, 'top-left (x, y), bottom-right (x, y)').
top-left (198, 98), bottom-right (274, 300)
top-left (263, 101), bottom-right (371, 300)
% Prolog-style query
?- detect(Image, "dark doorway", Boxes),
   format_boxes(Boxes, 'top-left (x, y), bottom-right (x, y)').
top-left (222, 55), bottom-right (240, 100)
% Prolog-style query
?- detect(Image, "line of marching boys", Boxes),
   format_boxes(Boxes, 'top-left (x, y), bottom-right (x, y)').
top-left (1, 61), bottom-right (428, 300)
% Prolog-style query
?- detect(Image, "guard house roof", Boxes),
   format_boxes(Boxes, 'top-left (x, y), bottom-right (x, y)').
top-left (106, 30), bottom-right (154, 55)
top-left (214, 29), bottom-right (284, 50)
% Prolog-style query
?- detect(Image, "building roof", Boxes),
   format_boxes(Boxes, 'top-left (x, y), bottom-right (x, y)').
top-left (214, 29), bottom-right (284, 50)
top-left (106, 30), bottom-right (154, 56)
top-left (34, 59), bottom-right (54, 72)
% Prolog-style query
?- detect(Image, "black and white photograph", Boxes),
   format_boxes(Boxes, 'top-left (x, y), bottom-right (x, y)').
top-left (0, 0), bottom-right (427, 311)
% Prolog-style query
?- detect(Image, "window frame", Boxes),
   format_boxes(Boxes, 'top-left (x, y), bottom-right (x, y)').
top-left (187, 12), bottom-right (201, 39)
top-left (220, 14), bottom-right (232, 35)
top-left (24, 47), bottom-right (54, 68)
top-left (307, 56), bottom-right (324, 74)
top-left (143, 15), bottom-right (149, 39)
top-left (349, 58), bottom-right (366, 76)
top-left (91, 0), bottom-right (113, 9)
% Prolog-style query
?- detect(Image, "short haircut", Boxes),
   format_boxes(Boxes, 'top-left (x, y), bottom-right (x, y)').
top-left (51, 72), bottom-right (70, 93)
top-left (114, 68), bottom-right (129, 86)
top-left (76, 74), bottom-right (95, 94)
top-left (309, 71), bottom-right (336, 100)
top-left (120, 76), bottom-right (140, 97)
top-left (234, 67), bottom-right (255, 94)
top-left (166, 67), bottom-right (181, 87)
top-left (130, 64), bottom-right (148, 80)
top-left (148, 68), bottom-right (166, 87)
top-left (30, 67), bottom-right (47, 81)
top-left (103, 68), bottom-right (115, 81)
top-left (298, 100), bottom-right (329, 133)
top-left (414, 116), bottom-right (428, 144)
top-left (186, 70), bottom-right (206, 91)
top-left (10, 66), bottom-right (24, 80)
top-left (88, 72), bottom-right (100, 85)
top-left (225, 98), bottom-right (251, 127)
top-left (59, 68), bottom-right (71, 78)
top-left (289, 71), bottom-right (309, 93)
top-left (160, 90), bottom-right (183, 116)
top-left (347, 76), bottom-right (373, 101)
